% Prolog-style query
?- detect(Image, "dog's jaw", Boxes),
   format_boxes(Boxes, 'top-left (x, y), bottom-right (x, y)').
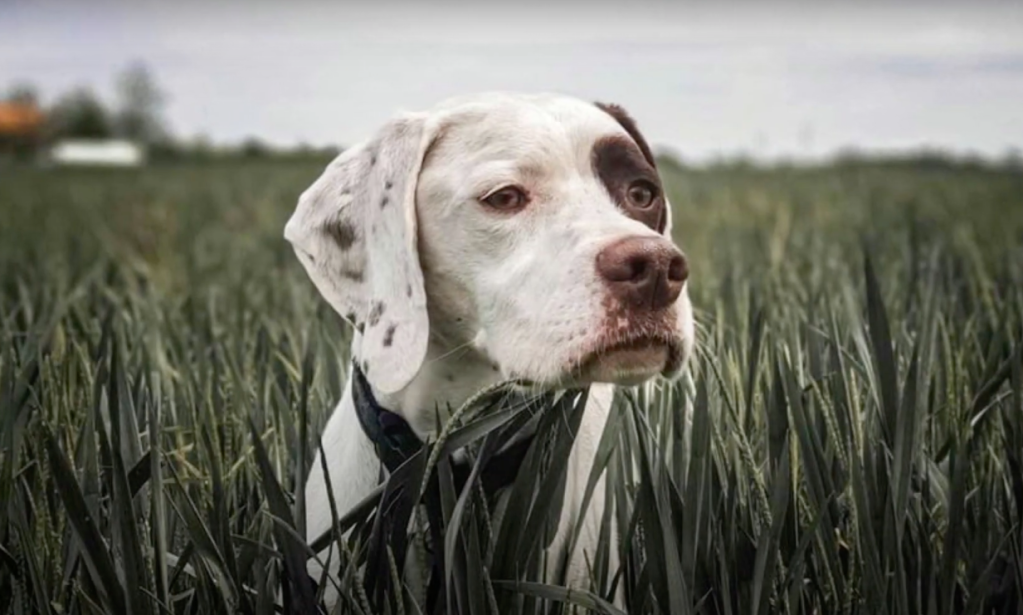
top-left (372, 335), bottom-right (505, 439)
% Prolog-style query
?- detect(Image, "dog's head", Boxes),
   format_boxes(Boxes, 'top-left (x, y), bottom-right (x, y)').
top-left (285, 93), bottom-right (694, 395)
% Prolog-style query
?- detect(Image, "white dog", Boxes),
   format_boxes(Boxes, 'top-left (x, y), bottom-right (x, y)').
top-left (284, 92), bottom-right (694, 607)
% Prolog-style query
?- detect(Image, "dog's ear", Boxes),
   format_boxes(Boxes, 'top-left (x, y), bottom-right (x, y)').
top-left (285, 114), bottom-right (436, 394)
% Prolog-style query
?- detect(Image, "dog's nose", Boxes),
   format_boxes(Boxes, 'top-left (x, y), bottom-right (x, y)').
top-left (596, 236), bottom-right (688, 310)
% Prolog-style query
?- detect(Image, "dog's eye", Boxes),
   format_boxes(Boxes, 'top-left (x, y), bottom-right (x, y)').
top-left (627, 181), bottom-right (658, 209)
top-left (481, 186), bottom-right (528, 211)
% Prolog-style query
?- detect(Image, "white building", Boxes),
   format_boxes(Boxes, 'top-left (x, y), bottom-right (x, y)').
top-left (51, 140), bottom-right (145, 167)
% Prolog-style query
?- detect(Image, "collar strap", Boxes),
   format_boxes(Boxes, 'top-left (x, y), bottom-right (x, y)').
top-left (351, 362), bottom-right (423, 474)
top-left (351, 361), bottom-right (533, 494)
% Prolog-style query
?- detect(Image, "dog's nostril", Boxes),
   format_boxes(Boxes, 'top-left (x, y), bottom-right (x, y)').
top-left (626, 255), bottom-right (648, 283)
top-left (598, 249), bottom-right (640, 283)
top-left (668, 253), bottom-right (689, 283)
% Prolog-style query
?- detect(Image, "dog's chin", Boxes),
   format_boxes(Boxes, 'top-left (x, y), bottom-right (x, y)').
top-left (545, 336), bottom-right (685, 389)
top-left (578, 341), bottom-right (668, 386)
top-left (497, 331), bottom-right (689, 392)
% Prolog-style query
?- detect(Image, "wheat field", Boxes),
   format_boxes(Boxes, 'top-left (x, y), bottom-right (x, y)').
top-left (1, 158), bottom-right (1021, 614)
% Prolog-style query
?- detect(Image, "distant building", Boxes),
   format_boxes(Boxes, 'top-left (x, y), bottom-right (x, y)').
top-left (0, 102), bottom-right (43, 135)
top-left (50, 139), bottom-right (145, 167)
top-left (0, 102), bottom-right (45, 160)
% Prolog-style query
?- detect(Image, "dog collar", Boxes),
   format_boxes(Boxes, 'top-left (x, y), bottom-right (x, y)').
top-left (350, 361), bottom-right (534, 494)
top-left (351, 361), bottom-right (424, 474)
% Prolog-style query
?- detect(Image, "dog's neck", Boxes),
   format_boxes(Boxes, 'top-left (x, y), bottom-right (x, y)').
top-left (371, 338), bottom-right (504, 439)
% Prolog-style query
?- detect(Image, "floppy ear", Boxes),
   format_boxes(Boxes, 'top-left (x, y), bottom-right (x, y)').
top-left (284, 114), bottom-right (436, 394)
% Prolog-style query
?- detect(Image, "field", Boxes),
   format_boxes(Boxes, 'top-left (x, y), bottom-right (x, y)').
top-left (1, 158), bottom-right (1022, 614)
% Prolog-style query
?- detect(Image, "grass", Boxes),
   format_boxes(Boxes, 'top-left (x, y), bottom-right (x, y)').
top-left (1, 157), bottom-right (1021, 614)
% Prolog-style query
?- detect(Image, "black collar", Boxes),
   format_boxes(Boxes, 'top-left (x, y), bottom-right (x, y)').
top-left (351, 362), bottom-right (534, 495)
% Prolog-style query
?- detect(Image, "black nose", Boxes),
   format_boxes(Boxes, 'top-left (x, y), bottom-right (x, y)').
top-left (595, 236), bottom-right (688, 310)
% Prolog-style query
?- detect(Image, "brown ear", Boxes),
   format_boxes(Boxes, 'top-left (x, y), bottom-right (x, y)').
top-left (595, 102), bottom-right (657, 168)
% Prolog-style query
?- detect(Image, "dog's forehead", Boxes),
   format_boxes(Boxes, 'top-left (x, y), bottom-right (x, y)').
top-left (426, 93), bottom-right (629, 156)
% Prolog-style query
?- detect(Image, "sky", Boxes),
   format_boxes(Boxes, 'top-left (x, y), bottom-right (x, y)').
top-left (2, 0), bottom-right (1023, 162)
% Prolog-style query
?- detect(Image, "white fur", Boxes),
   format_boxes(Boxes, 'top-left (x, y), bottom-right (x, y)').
top-left (286, 92), bottom-right (695, 607)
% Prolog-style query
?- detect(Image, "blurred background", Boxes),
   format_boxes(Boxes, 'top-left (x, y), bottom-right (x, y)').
top-left (3, 0), bottom-right (1022, 167)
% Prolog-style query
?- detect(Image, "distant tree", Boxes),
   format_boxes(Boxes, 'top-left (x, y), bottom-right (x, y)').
top-left (48, 87), bottom-right (112, 139)
top-left (188, 132), bottom-right (215, 159)
top-left (5, 83), bottom-right (39, 106)
top-left (240, 136), bottom-right (269, 158)
top-left (1002, 147), bottom-right (1022, 172)
top-left (114, 62), bottom-right (167, 145)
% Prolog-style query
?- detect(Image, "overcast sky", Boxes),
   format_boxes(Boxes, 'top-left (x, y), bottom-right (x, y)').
top-left (3, 0), bottom-right (1022, 161)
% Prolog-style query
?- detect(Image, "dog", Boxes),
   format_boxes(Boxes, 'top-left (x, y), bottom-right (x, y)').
top-left (284, 92), bottom-right (695, 607)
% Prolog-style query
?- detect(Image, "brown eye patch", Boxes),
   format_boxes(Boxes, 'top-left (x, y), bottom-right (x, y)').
top-left (591, 135), bottom-right (666, 233)
top-left (595, 102), bottom-right (657, 168)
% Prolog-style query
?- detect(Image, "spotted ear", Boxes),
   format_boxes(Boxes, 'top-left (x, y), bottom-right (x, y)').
top-left (285, 114), bottom-right (436, 394)
top-left (595, 101), bottom-right (673, 236)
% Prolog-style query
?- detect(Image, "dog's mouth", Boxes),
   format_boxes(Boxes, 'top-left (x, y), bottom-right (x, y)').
top-left (565, 332), bottom-right (683, 387)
